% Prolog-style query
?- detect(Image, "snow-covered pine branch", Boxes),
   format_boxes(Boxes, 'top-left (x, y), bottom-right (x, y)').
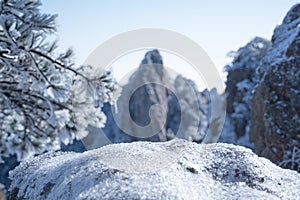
top-left (0, 0), bottom-right (119, 162)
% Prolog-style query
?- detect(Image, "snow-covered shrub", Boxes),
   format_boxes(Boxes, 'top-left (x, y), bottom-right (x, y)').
top-left (280, 146), bottom-right (300, 172)
top-left (0, 0), bottom-right (118, 162)
top-left (222, 37), bottom-right (270, 146)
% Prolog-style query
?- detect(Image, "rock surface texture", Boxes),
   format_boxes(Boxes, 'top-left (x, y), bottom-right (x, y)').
top-left (9, 139), bottom-right (300, 200)
top-left (250, 4), bottom-right (300, 170)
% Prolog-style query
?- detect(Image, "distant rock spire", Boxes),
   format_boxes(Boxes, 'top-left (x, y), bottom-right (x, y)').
top-left (141, 49), bottom-right (163, 65)
top-left (98, 49), bottom-right (210, 145)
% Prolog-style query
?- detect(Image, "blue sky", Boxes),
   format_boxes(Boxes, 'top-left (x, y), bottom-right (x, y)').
top-left (41, 1), bottom-right (298, 90)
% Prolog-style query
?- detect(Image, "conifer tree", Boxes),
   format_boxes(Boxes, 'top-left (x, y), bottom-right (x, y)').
top-left (0, 0), bottom-right (118, 162)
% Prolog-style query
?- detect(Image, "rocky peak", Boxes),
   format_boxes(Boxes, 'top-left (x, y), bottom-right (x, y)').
top-left (97, 50), bottom-right (210, 145)
top-left (141, 49), bottom-right (163, 65)
top-left (260, 3), bottom-right (300, 73)
top-left (250, 3), bottom-right (300, 171)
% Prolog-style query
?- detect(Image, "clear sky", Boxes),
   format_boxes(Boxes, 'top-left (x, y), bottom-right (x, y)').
top-left (41, 0), bottom-right (298, 91)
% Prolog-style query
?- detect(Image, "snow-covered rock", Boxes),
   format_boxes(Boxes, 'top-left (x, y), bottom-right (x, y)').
top-left (221, 37), bottom-right (270, 147)
top-left (0, 141), bottom-right (85, 194)
top-left (250, 3), bottom-right (300, 170)
top-left (9, 139), bottom-right (300, 200)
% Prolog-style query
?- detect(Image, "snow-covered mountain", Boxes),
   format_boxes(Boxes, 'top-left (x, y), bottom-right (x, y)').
top-left (100, 50), bottom-right (210, 144)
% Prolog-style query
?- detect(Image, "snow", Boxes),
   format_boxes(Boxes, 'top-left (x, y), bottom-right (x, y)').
top-left (258, 4), bottom-right (300, 74)
top-left (249, 3), bottom-right (300, 171)
top-left (9, 139), bottom-right (300, 199)
top-left (0, 0), bottom-right (119, 163)
top-left (221, 37), bottom-right (270, 147)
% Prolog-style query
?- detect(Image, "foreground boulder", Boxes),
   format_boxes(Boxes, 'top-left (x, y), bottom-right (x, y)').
top-left (9, 139), bottom-right (300, 199)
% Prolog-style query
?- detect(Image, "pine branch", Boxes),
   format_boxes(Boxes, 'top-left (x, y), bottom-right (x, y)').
top-left (29, 49), bottom-right (89, 80)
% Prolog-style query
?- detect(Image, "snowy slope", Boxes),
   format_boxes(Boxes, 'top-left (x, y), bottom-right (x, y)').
top-left (9, 139), bottom-right (300, 200)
